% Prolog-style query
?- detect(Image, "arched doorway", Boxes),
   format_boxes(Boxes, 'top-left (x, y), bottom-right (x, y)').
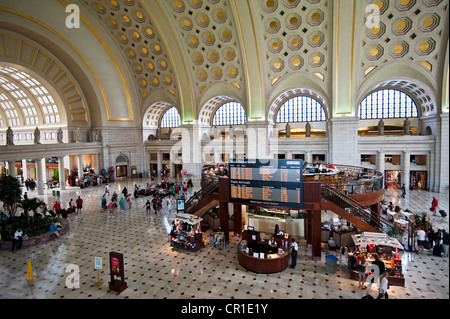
top-left (115, 154), bottom-right (129, 178)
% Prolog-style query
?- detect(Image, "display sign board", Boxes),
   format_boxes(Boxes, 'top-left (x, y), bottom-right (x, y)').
top-left (94, 256), bottom-right (103, 270)
top-left (229, 158), bottom-right (303, 208)
top-left (108, 251), bottom-right (127, 293)
top-left (177, 199), bottom-right (185, 212)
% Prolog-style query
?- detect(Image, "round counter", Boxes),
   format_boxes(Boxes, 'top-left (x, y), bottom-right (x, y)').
top-left (237, 245), bottom-right (289, 273)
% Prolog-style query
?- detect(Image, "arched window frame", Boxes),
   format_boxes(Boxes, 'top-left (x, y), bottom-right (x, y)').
top-left (159, 107), bottom-right (181, 128)
top-left (275, 95), bottom-right (327, 123)
top-left (359, 89), bottom-right (418, 120)
top-left (211, 101), bottom-right (246, 126)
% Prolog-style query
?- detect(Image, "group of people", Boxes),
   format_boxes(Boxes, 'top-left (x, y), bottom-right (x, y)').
top-left (416, 226), bottom-right (449, 256)
top-left (350, 253), bottom-right (391, 299)
top-left (24, 178), bottom-right (37, 191)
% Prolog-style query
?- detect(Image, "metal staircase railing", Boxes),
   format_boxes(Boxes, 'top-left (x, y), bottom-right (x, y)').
top-left (185, 180), bottom-right (219, 213)
top-left (321, 186), bottom-right (403, 235)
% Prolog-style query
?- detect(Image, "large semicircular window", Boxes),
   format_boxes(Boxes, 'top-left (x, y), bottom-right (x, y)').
top-left (276, 96), bottom-right (326, 123)
top-left (160, 106), bottom-right (181, 128)
top-left (0, 65), bottom-right (61, 127)
top-left (212, 101), bottom-right (246, 126)
top-left (359, 89), bottom-right (418, 120)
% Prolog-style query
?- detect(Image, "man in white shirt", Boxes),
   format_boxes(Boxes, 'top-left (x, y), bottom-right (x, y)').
top-left (417, 228), bottom-right (427, 253)
top-left (290, 238), bottom-right (298, 268)
top-left (11, 228), bottom-right (24, 251)
top-left (104, 183), bottom-right (110, 196)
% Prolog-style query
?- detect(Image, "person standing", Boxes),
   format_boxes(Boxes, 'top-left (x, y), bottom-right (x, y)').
top-left (68, 198), bottom-right (75, 214)
top-left (290, 238), bottom-right (298, 269)
top-left (126, 194), bottom-right (132, 209)
top-left (75, 196), bottom-right (83, 215)
top-left (442, 229), bottom-right (449, 258)
top-left (417, 227), bottom-right (427, 253)
top-left (53, 201), bottom-right (62, 217)
top-left (119, 197), bottom-right (126, 212)
top-left (401, 184), bottom-right (406, 198)
top-left (376, 271), bottom-right (390, 299)
top-left (11, 228), bottom-right (24, 252)
top-left (101, 196), bottom-right (107, 212)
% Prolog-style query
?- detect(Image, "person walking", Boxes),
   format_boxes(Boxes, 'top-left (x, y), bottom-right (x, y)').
top-left (290, 238), bottom-right (298, 269)
top-left (104, 183), bottom-right (110, 196)
top-left (430, 197), bottom-right (438, 216)
top-left (144, 200), bottom-right (151, 215)
top-left (376, 271), bottom-right (390, 299)
top-left (126, 194), bottom-right (132, 209)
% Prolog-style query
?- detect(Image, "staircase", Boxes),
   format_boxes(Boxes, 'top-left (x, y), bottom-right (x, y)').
top-left (184, 180), bottom-right (219, 217)
top-left (322, 186), bottom-right (403, 235)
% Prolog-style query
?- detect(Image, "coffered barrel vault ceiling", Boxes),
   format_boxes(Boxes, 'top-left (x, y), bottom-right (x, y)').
top-left (0, 0), bottom-right (448, 128)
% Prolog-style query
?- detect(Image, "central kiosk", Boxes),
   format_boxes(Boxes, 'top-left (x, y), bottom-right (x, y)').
top-left (228, 158), bottom-right (303, 273)
top-left (237, 228), bottom-right (291, 273)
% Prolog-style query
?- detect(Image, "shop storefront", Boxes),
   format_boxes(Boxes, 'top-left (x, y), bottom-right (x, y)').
top-left (169, 213), bottom-right (204, 252)
top-left (246, 206), bottom-right (305, 238)
top-left (385, 170), bottom-right (401, 189)
top-left (348, 232), bottom-right (405, 286)
top-left (410, 171), bottom-right (427, 190)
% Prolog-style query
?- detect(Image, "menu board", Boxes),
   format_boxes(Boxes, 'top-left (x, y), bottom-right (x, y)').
top-left (229, 159), bottom-right (303, 208)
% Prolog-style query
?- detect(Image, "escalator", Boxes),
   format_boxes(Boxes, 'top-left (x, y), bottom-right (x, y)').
top-left (322, 186), bottom-right (403, 236)
top-left (184, 180), bottom-right (219, 217)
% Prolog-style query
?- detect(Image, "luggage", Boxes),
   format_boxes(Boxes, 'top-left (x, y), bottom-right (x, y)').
top-left (439, 210), bottom-right (447, 217)
top-left (433, 245), bottom-right (442, 257)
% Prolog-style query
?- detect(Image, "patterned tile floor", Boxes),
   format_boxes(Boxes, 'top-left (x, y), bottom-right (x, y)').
top-left (0, 178), bottom-right (448, 300)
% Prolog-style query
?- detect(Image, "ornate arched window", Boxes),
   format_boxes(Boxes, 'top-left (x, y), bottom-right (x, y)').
top-left (276, 96), bottom-right (326, 123)
top-left (212, 101), bottom-right (246, 126)
top-left (160, 107), bottom-right (180, 128)
top-left (0, 65), bottom-right (61, 126)
top-left (359, 89), bottom-right (418, 120)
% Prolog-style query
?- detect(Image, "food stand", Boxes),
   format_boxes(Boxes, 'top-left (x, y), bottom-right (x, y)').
top-left (237, 229), bottom-right (290, 274)
top-left (348, 232), bottom-right (405, 286)
top-left (169, 213), bottom-right (204, 252)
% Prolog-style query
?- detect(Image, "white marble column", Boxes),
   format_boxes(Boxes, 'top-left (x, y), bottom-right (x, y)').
top-left (77, 155), bottom-right (83, 178)
top-left (35, 157), bottom-right (44, 195)
top-left (305, 150), bottom-right (313, 164)
top-left (402, 151), bottom-right (410, 191)
top-left (58, 156), bottom-right (66, 190)
top-left (7, 160), bottom-right (16, 177)
top-left (41, 158), bottom-right (48, 187)
top-left (94, 153), bottom-right (100, 175)
top-left (157, 151), bottom-right (162, 178)
top-left (376, 150), bottom-right (385, 175)
top-left (21, 159), bottom-right (28, 181)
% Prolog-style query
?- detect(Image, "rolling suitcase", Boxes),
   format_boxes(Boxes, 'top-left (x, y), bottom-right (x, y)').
top-left (439, 210), bottom-right (447, 217)
top-left (433, 245), bottom-right (442, 257)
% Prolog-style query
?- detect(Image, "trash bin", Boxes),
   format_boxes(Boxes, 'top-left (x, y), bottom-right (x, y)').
top-left (325, 254), bottom-right (339, 274)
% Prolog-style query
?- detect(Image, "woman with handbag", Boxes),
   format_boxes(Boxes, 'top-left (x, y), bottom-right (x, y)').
top-left (357, 255), bottom-right (367, 289)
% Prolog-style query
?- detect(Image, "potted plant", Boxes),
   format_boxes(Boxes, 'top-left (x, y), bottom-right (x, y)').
top-left (0, 175), bottom-right (22, 218)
